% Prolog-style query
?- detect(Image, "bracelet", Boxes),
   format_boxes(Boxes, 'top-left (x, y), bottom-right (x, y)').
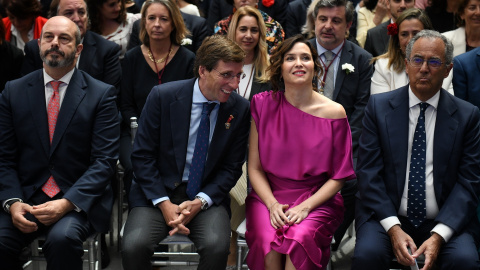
top-left (268, 201), bottom-right (279, 212)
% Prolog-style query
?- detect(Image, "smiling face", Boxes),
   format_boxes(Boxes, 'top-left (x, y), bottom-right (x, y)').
top-left (145, 3), bottom-right (173, 42)
top-left (39, 16), bottom-right (83, 70)
top-left (57, 0), bottom-right (89, 37)
top-left (314, 6), bottom-right (352, 50)
top-left (281, 42), bottom-right (315, 88)
top-left (389, 0), bottom-right (415, 21)
top-left (235, 15), bottom-right (259, 56)
top-left (198, 60), bottom-right (244, 103)
top-left (461, 0), bottom-right (480, 29)
top-left (398, 18), bottom-right (424, 56)
top-left (100, 0), bottom-right (122, 20)
top-left (405, 37), bottom-right (452, 101)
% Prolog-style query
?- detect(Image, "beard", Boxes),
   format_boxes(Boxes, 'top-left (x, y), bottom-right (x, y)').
top-left (40, 47), bottom-right (76, 68)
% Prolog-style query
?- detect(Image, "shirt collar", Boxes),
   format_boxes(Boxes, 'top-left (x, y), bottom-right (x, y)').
top-left (315, 39), bottom-right (345, 57)
top-left (43, 68), bottom-right (75, 86)
top-left (408, 85), bottom-right (440, 110)
top-left (193, 79), bottom-right (220, 105)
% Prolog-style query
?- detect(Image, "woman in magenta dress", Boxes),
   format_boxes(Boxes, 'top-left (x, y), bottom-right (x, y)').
top-left (245, 34), bottom-right (356, 270)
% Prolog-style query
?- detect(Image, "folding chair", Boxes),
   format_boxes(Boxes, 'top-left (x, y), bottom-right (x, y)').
top-left (151, 234), bottom-right (200, 266)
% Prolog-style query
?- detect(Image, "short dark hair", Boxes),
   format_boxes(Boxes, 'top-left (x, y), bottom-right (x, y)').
top-left (194, 35), bottom-right (245, 78)
top-left (48, 0), bottom-right (89, 18)
top-left (4, 0), bottom-right (42, 19)
top-left (312, 0), bottom-right (355, 24)
top-left (266, 34), bottom-right (322, 92)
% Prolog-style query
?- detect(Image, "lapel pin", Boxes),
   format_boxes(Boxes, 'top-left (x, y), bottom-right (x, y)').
top-left (225, 115), bottom-right (234, 129)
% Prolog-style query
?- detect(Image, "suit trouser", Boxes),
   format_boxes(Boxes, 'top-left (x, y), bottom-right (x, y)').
top-left (0, 192), bottom-right (93, 270)
top-left (352, 216), bottom-right (480, 270)
top-left (121, 184), bottom-right (231, 270)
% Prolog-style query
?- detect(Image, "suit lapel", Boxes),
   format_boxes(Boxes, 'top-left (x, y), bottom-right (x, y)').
top-left (203, 95), bottom-right (238, 178)
top-left (78, 32), bottom-right (96, 71)
top-left (432, 90), bottom-right (458, 202)
top-left (381, 22), bottom-right (390, 50)
top-left (333, 41), bottom-right (352, 100)
top-left (50, 70), bottom-right (86, 155)
top-left (27, 71), bottom-right (50, 156)
top-left (385, 86), bottom-right (410, 201)
top-left (170, 80), bottom-right (194, 176)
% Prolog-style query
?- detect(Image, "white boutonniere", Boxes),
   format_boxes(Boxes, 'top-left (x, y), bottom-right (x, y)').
top-left (181, 38), bottom-right (193, 46)
top-left (342, 63), bottom-right (355, 74)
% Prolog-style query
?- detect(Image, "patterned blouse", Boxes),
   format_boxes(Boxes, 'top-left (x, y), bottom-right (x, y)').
top-left (214, 9), bottom-right (284, 55)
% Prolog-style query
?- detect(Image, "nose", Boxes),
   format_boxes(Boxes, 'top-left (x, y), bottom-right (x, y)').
top-left (399, 0), bottom-right (406, 8)
top-left (419, 60), bottom-right (430, 72)
top-left (294, 57), bottom-right (303, 66)
top-left (115, 2), bottom-right (121, 11)
top-left (229, 77), bottom-right (240, 89)
top-left (325, 19), bottom-right (333, 29)
top-left (245, 30), bottom-right (252, 38)
top-left (71, 11), bottom-right (80, 22)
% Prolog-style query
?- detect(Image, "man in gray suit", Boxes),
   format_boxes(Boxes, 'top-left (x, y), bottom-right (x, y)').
top-left (309, 0), bottom-right (374, 249)
top-left (364, 0), bottom-right (415, 57)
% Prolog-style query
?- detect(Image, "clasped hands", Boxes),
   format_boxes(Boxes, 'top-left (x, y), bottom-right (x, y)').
top-left (268, 201), bottom-right (309, 229)
top-left (388, 225), bottom-right (443, 270)
top-left (10, 199), bottom-right (75, 233)
top-left (159, 199), bottom-right (202, 236)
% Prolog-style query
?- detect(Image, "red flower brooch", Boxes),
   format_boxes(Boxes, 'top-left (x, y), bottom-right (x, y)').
top-left (387, 22), bottom-right (398, 36)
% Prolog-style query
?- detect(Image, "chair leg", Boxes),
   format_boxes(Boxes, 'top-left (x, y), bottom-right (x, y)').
top-left (31, 239), bottom-right (40, 270)
top-left (236, 244), bottom-right (243, 270)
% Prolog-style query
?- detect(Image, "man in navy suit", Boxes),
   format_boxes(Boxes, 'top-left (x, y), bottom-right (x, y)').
top-left (0, 16), bottom-right (119, 270)
top-left (121, 35), bottom-right (250, 270)
top-left (21, 0), bottom-right (122, 90)
top-left (309, 0), bottom-right (373, 249)
top-left (353, 30), bottom-right (480, 270)
top-left (453, 46), bottom-right (480, 108)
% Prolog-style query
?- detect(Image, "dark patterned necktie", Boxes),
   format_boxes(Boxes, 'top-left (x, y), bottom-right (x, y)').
top-left (407, 102), bottom-right (429, 227)
top-left (186, 102), bottom-right (216, 199)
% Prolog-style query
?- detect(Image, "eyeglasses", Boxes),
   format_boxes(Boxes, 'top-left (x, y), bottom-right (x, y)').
top-left (212, 68), bottom-right (246, 81)
top-left (408, 57), bottom-right (444, 68)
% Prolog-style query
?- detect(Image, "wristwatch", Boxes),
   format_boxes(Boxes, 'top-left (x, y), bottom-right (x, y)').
top-left (195, 196), bottom-right (209, 210)
top-left (4, 199), bottom-right (23, 214)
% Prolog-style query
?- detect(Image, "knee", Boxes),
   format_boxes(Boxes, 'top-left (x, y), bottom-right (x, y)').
top-left (121, 227), bottom-right (154, 259)
top-left (197, 233), bottom-right (230, 258)
top-left (437, 249), bottom-right (479, 270)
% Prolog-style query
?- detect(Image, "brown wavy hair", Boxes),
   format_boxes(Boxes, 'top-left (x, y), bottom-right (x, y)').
top-left (87, 0), bottom-right (127, 34)
top-left (3, 0), bottom-right (42, 19)
top-left (266, 34), bottom-right (322, 93)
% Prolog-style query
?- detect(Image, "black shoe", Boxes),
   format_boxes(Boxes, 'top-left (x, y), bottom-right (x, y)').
top-left (101, 234), bottom-right (110, 269)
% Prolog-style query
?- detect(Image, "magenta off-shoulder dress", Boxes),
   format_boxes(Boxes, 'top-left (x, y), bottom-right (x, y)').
top-left (245, 91), bottom-right (356, 270)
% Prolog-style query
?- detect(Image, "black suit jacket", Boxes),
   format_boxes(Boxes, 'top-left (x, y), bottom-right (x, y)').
top-left (356, 86), bottom-right (480, 238)
top-left (0, 69), bottom-right (120, 232)
top-left (21, 31), bottom-right (122, 90)
top-left (127, 12), bottom-right (211, 54)
top-left (309, 38), bottom-right (373, 158)
top-left (285, 0), bottom-right (311, 38)
top-left (129, 78), bottom-right (251, 211)
top-left (364, 20), bottom-right (390, 58)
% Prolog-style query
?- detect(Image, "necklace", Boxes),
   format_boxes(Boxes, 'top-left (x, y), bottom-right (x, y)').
top-left (237, 65), bottom-right (254, 98)
top-left (149, 43), bottom-right (173, 85)
top-left (148, 47), bottom-right (173, 63)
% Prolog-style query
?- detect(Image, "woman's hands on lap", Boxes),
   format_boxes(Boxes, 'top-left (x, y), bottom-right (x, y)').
top-left (269, 201), bottom-right (289, 229)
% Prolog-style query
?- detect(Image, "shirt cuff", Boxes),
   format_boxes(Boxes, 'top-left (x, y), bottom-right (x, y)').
top-left (152, 196), bottom-right (169, 207)
top-left (431, 223), bottom-right (453, 243)
top-left (196, 192), bottom-right (213, 208)
top-left (380, 216), bottom-right (401, 232)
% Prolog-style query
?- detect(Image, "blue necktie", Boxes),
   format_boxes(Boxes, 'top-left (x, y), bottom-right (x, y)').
top-left (407, 102), bottom-right (429, 227)
top-left (186, 102), bottom-right (216, 199)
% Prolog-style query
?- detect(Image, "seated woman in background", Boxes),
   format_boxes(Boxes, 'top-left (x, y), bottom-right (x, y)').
top-left (120, 0), bottom-right (195, 201)
top-left (87, 0), bottom-right (141, 58)
top-left (442, 0), bottom-right (480, 56)
top-left (245, 34), bottom-right (356, 270)
top-left (356, 0), bottom-right (390, 47)
top-left (214, 0), bottom-right (284, 55)
top-left (1, 0), bottom-right (47, 50)
top-left (371, 8), bottom-right (453, 95)
top-left (176, 0), bottom-right (201, 16)
top-left (225, 6), bottom-right (270, 268)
